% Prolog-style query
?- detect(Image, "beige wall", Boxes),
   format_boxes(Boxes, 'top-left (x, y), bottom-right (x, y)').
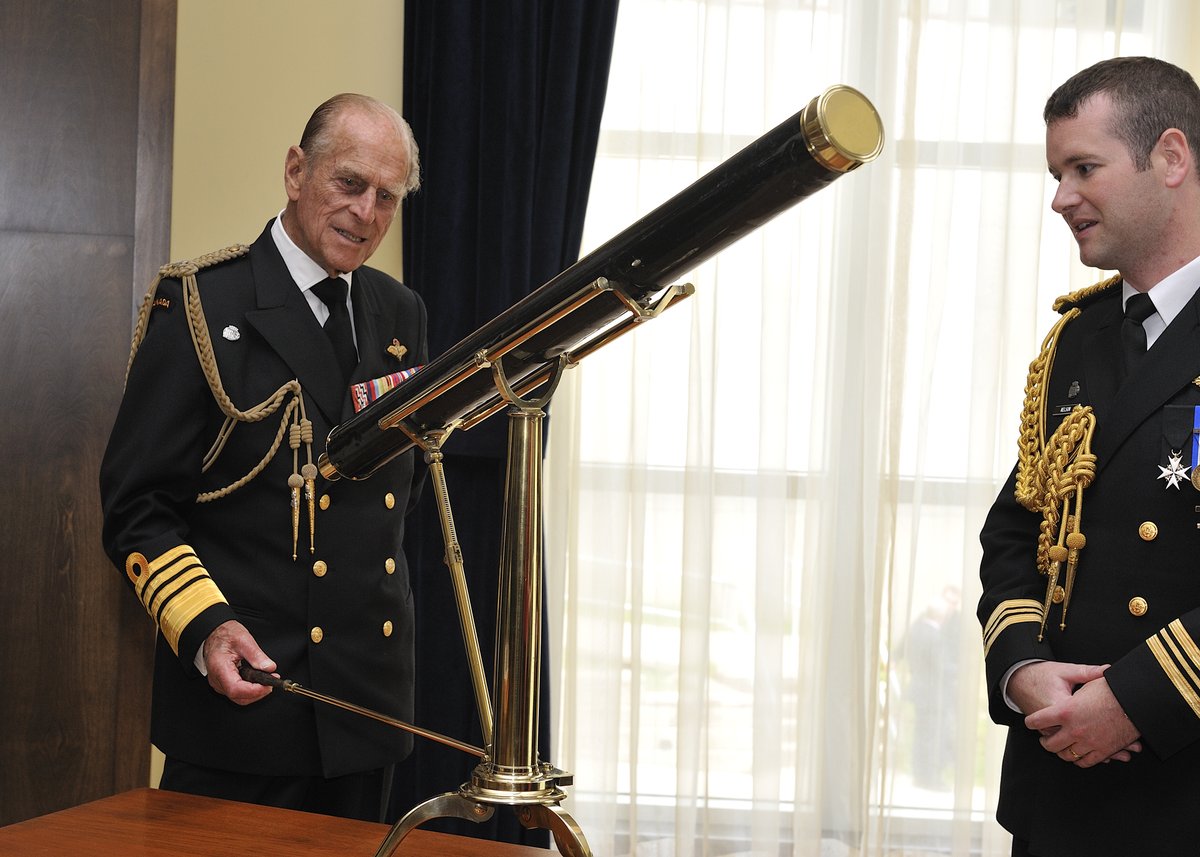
top-left (172, 0), bottom-right (407, 278)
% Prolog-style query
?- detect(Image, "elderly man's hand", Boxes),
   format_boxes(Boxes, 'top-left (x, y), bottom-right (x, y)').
top-left (202, 620), bottom-right (277, 705)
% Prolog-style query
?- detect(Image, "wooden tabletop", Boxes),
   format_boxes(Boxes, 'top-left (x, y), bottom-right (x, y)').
top-left (0, 788), bottom-right (550, 856)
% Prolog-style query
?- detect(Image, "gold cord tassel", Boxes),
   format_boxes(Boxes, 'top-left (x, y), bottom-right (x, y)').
top-left (303, 463), bottom-right (317, 554)
top-left (288, 474), bottom-right (303, 561)
top-left (288, 417), bottom-right (304, 561)
top-left (297, 407), bottom-right (317, 554)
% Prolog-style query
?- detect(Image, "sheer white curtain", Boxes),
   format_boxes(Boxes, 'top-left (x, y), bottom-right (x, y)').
top-left (544, 2), bottom-right (1191, 855)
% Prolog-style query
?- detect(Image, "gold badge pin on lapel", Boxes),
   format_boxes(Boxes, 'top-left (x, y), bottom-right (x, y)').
top-left (387, 338), bottom-right (408, 361)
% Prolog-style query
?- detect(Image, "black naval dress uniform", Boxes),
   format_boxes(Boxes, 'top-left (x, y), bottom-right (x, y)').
top-left (979, 277), bottom-right (1200, 856)
top-left (100, 221), bottom-right (428, 786)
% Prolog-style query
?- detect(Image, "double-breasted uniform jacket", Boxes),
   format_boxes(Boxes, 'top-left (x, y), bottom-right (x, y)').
top-left (100, 221), bottom-right (428, 779)
top-left (979, 278), bottom-right (1200, 856)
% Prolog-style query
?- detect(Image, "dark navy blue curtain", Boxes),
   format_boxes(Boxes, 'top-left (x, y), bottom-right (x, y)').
top-left (391, 1), bottom-right (620, 847)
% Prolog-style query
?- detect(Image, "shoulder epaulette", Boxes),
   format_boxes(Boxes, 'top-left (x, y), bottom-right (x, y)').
top-left (1051, 274), bottom-right (1121, 314)
top-left (157, 244), bottom-right (250, 280)
top-left (128, 244), bottom-right (252, 376)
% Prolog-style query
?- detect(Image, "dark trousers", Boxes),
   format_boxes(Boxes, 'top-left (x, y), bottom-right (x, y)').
top-left (160, 757), bottom-right (391, 822)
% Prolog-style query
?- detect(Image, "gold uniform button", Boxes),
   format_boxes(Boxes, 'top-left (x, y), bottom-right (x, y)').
top-left (1051, 585), bottom-right (1065, 604)
top-left (382, 620), bottom-right (394, 637)
top-left (310, 626), bottom-right (324, 643)
top-left (384, 492), bottom-right (396, 509)
top-left (1138, 521), bottom-right (1158, 541)
top-left (385, 557), bottom-right (396, 575)
top-left (319, 494), bottom-right (331, 511)
top-left (313, 560), bottom-right (327, 578)
top-left (1128, 597), bottom-right (1149, 617)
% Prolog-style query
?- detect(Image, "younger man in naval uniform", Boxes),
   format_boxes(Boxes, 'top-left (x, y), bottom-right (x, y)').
top-left (978, 57), bottom-right (1200, 856)
top-left (100, 93), bottom-right (427, 820)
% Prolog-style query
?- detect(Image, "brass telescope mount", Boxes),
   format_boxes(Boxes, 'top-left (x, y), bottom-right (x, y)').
top-left (375, 352), bottom-right (588, 857)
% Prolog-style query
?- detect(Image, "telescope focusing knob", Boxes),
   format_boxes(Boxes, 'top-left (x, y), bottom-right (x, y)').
top-left (800, 84), bottom-right (884, 173)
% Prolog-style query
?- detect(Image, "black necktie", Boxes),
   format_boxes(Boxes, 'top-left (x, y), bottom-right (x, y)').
top-left (311, 277), bottom-right (357, 382)
top-left (1120, 291), bottom-right (1156, 377)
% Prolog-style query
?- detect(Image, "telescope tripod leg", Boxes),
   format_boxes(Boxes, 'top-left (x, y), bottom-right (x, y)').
top-left (373, 793), bottom-right (591, 857)
top-left (516, 803), bottom-right (593, 857)
top-left (372, 792), bottom-right (494, 857)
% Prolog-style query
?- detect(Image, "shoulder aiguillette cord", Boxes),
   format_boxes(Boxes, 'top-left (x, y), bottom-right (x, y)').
top-left (238, 664), bottom-right (485, 758)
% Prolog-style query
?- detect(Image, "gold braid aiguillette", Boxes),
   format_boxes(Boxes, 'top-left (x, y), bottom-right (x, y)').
top-left (126, 244), bottom-right (317, 557)
top-left (1015, 277), bottom-right (1115, 639)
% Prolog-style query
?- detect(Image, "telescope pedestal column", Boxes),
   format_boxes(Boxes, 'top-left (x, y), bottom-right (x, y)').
top-left (373, 362), bottom-right (591, 857)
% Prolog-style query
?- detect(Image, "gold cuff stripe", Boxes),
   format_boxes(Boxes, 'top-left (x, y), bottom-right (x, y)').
top-left (983, 599), bottom-right (1043, 656)
top-left (1167, 619), bottom-right (1200, 671)
top-left (1148, 626), bottom-right (1200, 721)
top-left (131, 545), bottom-right (228, 656)
top-left (137, 552), bottom-right (203, 618)
top-left (1163, 631), bottom-right (1200, 715)
top-left (157, 578), bottom-right (226, 655)
top-left (1152, 621), bottom-right (1200, 720)
top-left (133, 543), bottom-right (193, 583)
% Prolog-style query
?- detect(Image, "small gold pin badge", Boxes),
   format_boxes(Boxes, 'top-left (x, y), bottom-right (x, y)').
top-left (153, 297), bottom-right (171, 310)
top-left (387, 338), bottom-right (408, 361)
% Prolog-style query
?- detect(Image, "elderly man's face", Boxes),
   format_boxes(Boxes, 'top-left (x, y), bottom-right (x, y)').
top-left (283, 107), bottom-right (410, 276)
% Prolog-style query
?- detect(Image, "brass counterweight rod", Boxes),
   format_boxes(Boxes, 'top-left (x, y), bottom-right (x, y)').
top-left (238, 664), bottom-right (485, 758)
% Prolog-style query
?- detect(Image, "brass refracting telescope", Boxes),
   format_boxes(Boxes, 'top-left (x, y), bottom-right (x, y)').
top-left (250, 84), bottom-right (883, 856)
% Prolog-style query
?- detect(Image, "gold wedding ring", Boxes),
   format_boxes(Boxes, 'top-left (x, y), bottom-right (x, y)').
top-left (1068, 747), bottom-right (1082, 760)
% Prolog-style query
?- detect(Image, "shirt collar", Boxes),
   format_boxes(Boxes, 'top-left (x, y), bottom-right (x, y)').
top-left (271, 212), bottom-right (352, 294)
top-left (1124, 254), bottom-right (1200, 327)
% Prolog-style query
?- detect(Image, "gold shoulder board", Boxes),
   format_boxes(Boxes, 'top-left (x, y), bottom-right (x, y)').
top-left (157, 244), bottom-right (250, 280)
top-left (1051, 274), bottom-right (1121, 314)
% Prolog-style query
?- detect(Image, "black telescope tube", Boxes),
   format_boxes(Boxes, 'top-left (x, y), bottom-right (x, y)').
top-left (322, 85), bottom-right (883, 480)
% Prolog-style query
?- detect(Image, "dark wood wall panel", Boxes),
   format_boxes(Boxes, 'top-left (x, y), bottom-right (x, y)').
top-left (0, 1), bottom-right (140, 235)
top-left (0, 0), bottom-right (175, 826)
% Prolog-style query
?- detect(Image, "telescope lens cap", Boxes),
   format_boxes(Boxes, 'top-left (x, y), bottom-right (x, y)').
top-left (801, 84), bottom-right (884, 172)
